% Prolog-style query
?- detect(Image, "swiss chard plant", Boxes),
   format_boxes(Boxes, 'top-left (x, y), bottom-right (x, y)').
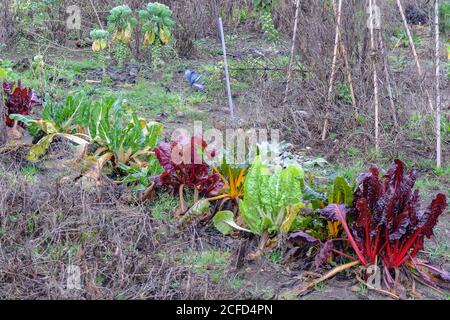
top-left (139, 2), bottom-right (175, 68)
top-left (86, 96), bottom-right (163, 175)
top-left (152, 132), bottom-right (223, 215)
top-left (107, 5), bottom-right (137, 66)
top-left (319, 160), bottom-right (447, 291)
top-left (10, 93), bottom-right (90, 161)
top-left (231, 156), bottom-right (305, 257)
top-left (208, 159), bottom-right (247, 212)
top-left (325, 176), bottom-right (353, 238)
top-left (2, 79), bottom-right (40, 129)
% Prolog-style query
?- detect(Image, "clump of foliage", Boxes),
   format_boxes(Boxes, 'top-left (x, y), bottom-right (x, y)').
top-left (31, 55), bottom-right (45, 93)
top-left (153, 132), bottom-right (223, 214)
top-left (253, 0), bottom-right (279, 42)
top-left (139, 2), bottom-right (176, 68)
top-left (319, 160), bottom-right (447, 290)
top-left (2, 79), bottom-right (40, 128)
top-left (90, 29), bottom-right (109, 74)
top-left (440, 1), bottom-right (450, 34)
top-left (390, 27), bottom-right (421, 48)
top-left (232, 156), bottom-right (305, 257)
top-left (10, 93), bottom-right (90, 161)
top-left (208, 159), bottom-right (247, 212)
top-left (107, 5), bottom-right (137, 66)
top-left (86, 97), bottom-right (163, 173)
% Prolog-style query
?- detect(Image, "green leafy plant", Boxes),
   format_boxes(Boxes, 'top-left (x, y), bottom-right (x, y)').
top-left (208, 159), bottom-right (247, 212)
top-left (390, 28), bottom-right (421, 48)
top-left (86, 97), bottom-right (164, 174)
top-left (236, 156), bottom-right (305, 257)
top-left (440, 1), bottom-right (450, 34)
top-left (107, 5), bottom-right (137, 66)
top-left (10, 93), bottom-right (90, 161)
top-left (253, 0), bottom-right (279, 42)
top-left (139, 2), bottom-right (175, 67)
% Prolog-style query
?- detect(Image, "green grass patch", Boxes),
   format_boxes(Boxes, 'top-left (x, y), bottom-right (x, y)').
top-left (182, 249), bottom-right (230, 284)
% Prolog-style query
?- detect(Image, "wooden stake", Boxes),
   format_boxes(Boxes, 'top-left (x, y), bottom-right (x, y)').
top-left (321, 0), bottom-right (343, 141)
top-left (396, 0), bottom-right (434, 113)
top-left (218, 17), bottom-right (235, 124)
top-left (282, 0), bottom-right (301, 106)
top-left (0, 93), bottom-right (6, 146)
top-left (434, 0), bottom-right (441, 168)
top-left (332, 0), bottom-right (357, 116)
top-left (369, 0), bottom-right (380, 152)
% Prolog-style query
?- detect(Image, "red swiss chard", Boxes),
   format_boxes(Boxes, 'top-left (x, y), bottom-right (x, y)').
top-left (320, 160), bottom-right (447, 271)
top-left (153, 133), bottom-right (223, 198)
top-left (2, 79), bottom-right (40, 127)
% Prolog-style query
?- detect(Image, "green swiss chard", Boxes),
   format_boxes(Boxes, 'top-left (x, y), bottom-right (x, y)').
top-left (234, 156), bottom-right (304, 257)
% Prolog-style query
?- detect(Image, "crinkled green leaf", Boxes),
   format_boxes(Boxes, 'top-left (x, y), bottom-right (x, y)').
top-left (239, 156), bottom-right (304, 235)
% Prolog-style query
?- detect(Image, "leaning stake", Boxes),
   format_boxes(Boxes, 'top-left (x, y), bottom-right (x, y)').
top-left (218, 17), bottom-right (235, 124)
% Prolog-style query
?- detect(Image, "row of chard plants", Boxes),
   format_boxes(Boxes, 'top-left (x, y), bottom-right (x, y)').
top-left (1, 79), bottom-right (448, 298)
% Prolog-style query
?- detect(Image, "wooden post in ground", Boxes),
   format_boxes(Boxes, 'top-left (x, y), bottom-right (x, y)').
top-left (321, 0), bottom-right (343, 141)
top-left (0, 95), bottom-right (7, 146)
top-left (332, 0), bottom-right (357, 116)
top-left (282, 0), bottom-right (301, 106)
top-left (218, 17), bottom-right (235, 124)
top-left (434, 0), bottom-right (441, 167)
top-left (369, 0), bottom-right (380, 152)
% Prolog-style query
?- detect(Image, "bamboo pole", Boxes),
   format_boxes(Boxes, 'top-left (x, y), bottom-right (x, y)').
top-left (396, 0), bottom-right (434, 113)
top-left (321, 0), bottom-right (343, 141)
top-left (332, 0), bottom-right (357, 116)
top-left (218, 17), bottom-right (235, 123)
top-left (282, 0), bottom-right (301, 106)
top-left (369, 0), bottom-right (380, 152)
top-left (434, 0), bottom-right (441, 167)
top-left (0, 94), bottom-right (6, 146)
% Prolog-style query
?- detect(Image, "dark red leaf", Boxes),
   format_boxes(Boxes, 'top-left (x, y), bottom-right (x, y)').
top-left (152, 132), bottom-right (223, 197)
top-left (420, 193), bottom-right (447, 238)
top-left (286, 230), bottom-right (320, 247)
top-left (314, 240), bottom-right (334, 269)
top-left (320, 204), bottom-right (347, 223)
top-left (350, 159), bottom-right (447, 270)
top-left (2, 79), bottom-right (40, 127)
